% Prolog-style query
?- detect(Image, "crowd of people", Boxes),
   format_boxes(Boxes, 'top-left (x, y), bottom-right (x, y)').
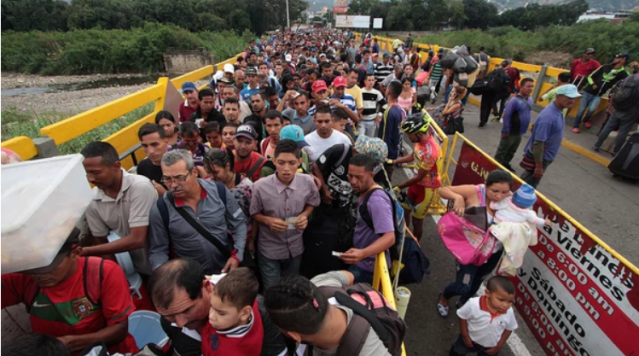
top-left (12, 29), bottom-right (623, 356)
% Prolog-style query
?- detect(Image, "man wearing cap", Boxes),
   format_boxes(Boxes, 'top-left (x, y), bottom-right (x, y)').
top-left (80, 141), bottom-right (157, 276)
top-left (2, 228), bottom-right (138, 355)
top-left (240, 67), bottom-right (261, 102)
top-left (330, 76), bottom-right (360, 126)
top-left (148, 150), bottom-right (247, 275)
top-left (520, 85), bottom-right (580, 188)
top-left (572, 52), bottom-right (630, 133)
top-left (223, 63), bottom-right (235, 81)
top-left (178, 81), bottom-right (199, 123)
top-left (570, 48), bottom-right (601, 87)
top-left (285, 54), bottom-right (296, 74)
top-left (234, 124), bottom-right (267, 182)
top-left (375, 53), bottom-right (393, 89)
top-left (215, 77), bottom-right (233, 111)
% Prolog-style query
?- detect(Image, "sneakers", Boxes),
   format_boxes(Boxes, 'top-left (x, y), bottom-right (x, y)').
top-left (572, 127), bottom-right (580, 133)
top-left (492, 115), bottom-right (501, 122)
top-left (584, 121), bottom-right (592, 129)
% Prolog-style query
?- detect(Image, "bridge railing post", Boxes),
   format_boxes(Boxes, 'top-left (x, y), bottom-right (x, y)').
top-left (33, 137), bottom-right (61, 159)
top-left (532, 64), bottom-right (549, 112)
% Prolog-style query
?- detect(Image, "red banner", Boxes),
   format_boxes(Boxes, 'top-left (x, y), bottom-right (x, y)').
top-left (451, 140), bottom-right (639, 356)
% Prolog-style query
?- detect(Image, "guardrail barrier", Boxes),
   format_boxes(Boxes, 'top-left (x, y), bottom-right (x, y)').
top-left (444, 132), bottom-right (639, 356)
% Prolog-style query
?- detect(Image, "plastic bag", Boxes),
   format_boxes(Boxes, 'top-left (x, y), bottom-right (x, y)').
top-left (452, 57), bottom-right (467, 74)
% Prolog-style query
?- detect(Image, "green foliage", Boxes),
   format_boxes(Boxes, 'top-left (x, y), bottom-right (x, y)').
top-left (1, 105), bottom-right (153, 155)
top-left (463, 0), bottom-right (498, 29)
top-left (416, 20), bottom-right (639, 66)
top-left (499, 0), bottom-right (589, 29)
top-left (1, 23), bottom-right (251, 75)
top-left (1, 0), bottom-right (305, 35)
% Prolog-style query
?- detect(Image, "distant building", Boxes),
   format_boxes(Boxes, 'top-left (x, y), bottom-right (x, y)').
top-left (578, 10), bottom-right (632, 23)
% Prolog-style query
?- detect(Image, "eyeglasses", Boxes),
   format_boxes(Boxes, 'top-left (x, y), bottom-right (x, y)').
top-left (161, 171), bottom-right (191, 185)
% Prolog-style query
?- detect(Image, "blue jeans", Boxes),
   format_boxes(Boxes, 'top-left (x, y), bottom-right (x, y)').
top-left (348, 264), bottom-right (374, 285)
top-left (450, 335), bottom-right (498, 356)
top-left (442, 252), bottom-right (502, 305)
top-left (574, 91), bottom-right (601, 128)
top-left (258, 253), bottom-right (302, 290)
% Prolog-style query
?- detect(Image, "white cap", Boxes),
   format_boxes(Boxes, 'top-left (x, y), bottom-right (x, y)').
top-left (285, 54), bottom-right (292, 62)
top-left (213, 70), bottom-right (224, 81)
top-left (223, 63), bottom-right (234, 73)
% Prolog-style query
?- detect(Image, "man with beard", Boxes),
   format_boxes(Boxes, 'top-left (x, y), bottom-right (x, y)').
top-left (282, 91), bottom-right (316, 134)
top-left (148, 149), bottom-right (247, 275)
top-left (234, 124), bottom-right (267, 182)
top-left (245, 92), bottom-right (268, 144)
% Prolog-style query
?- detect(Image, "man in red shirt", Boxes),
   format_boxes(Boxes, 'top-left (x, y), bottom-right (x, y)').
top-left (1, 228), bottom-right (137, 355)
top-left (570, 48), bottom-right (601, 88)
top-left (234, 124), bottom-right (266, 182)
top-left (178, 82), bottom-right (200, 122)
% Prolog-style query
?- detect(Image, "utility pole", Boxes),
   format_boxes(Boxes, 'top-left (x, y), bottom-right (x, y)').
top-left (286, 0), bottom-right (290, 31)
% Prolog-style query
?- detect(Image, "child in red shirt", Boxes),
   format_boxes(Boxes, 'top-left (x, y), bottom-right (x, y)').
top-left (202, 268), bottom-right (286, 356)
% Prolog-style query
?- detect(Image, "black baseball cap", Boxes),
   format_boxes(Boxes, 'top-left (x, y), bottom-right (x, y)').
top-left (615, 52), bottom-right (630, 60)
top-left (23, 228), bottom-right (80, 274)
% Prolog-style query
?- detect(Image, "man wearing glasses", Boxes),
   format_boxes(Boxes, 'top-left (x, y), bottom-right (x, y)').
top-left (148, 149), bottom-right (247, 275)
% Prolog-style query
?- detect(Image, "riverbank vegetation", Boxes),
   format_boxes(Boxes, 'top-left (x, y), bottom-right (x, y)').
top-left (1, 23), bottom-right (251, 75)
top-left (414, 18), bottom-right (639, 66)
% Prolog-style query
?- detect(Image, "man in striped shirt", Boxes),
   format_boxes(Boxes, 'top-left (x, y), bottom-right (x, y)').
top-left (375, 53), bottom-right (393, 89)
top-left (361, 74), bottom-right (387, 137)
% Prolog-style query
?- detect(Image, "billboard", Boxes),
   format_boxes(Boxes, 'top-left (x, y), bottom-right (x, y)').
top-left (451, 138), bottom-right (639, 356)
top-left (373, 18), bottom-right (383, 29)
top-left (333, 0), bottom-right (348, 14)
top-left (335, 15), bottom-right (370, 28)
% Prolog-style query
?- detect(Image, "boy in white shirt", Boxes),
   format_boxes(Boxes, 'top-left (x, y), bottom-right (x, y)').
top-left (451, 276), bottom-right (518, 356)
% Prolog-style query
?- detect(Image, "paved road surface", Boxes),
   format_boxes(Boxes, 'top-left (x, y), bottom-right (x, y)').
top-left (394, 100), bottom-right (639, 355)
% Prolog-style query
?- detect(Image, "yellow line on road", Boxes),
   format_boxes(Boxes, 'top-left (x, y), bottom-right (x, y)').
top-left (561, 139), bottom-right (611, 167)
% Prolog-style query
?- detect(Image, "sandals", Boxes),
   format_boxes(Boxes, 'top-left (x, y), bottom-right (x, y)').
top-left (437, 293), bottom-right (449, 317)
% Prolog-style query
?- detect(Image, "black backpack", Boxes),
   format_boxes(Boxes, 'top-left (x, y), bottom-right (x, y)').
top-left (612, 74), bottom-right (639, 112)
top-left (487, 69), bottom-right (511, 94)
top-left (359, 187), bottom-right (430, 285)
top-left (318, 283), bottom-right (407, 356)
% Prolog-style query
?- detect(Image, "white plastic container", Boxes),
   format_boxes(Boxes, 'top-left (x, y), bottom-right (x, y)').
top-left (1, 154), bottom-right (92, 273)
top-left (394, 286), bottom-right (411, 320)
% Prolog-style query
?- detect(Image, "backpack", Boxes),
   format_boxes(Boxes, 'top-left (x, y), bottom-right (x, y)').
top-left (612, 74), bottom-right (639, 112)
top-left (359, 187), bottom-right (430, 285)
top-left (26, 257), bottom-right (104, 312)
top-left (318, 283), bottom-right (407, 356)
top-left (487, 69), bottom-right (511, 93)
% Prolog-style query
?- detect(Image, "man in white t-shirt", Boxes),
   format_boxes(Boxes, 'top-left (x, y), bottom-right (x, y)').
top-left (305, 105), bottom-right (352, 163)
top-left (264, 270), bottom-right (391, 356)
top-left (451, 276), bottom-right (518, 356)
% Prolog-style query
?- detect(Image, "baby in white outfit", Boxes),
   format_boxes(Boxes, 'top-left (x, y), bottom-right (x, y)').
top-left (491, 183), bottom-right (551, 227)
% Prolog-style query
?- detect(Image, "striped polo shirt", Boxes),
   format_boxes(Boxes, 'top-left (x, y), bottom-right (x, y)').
top-left (361, 88), bottom-right (387, 121)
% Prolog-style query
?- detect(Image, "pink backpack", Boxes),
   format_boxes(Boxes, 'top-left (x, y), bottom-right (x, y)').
top-left (437, 213), bottom-right (496, 266)
top-left (436, 185), bottom-right (496, 266)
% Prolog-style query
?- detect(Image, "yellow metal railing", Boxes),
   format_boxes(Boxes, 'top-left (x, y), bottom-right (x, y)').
top-left (2, 54), bottom-right (241, 167)
top-left (358, 33), bottom-right (609, 118)
top-left (372, 252), bottom-right (407, 356)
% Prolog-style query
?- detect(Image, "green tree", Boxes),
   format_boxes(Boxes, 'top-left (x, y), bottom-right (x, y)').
top-left (1, 0), bottom-right (69, 31)
top-left (448, 0), bottom-right (466, 30)
top-left (462, 0), bottom-right (498, 29)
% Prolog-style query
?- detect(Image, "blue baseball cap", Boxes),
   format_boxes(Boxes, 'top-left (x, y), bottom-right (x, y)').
top-left (556, 84), bottom-right (581, 98)
top-left (181, 81), bottom-right (197, 93)
top-left (280, 125), bottom-right (309, 148)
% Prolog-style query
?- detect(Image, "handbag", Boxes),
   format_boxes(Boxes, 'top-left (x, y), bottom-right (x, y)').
top-left (437, 204), bottom-right (496, 266)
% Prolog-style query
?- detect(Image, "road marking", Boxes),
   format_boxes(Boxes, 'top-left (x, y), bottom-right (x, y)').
top-left (399, 142), bottom-right (532, 356)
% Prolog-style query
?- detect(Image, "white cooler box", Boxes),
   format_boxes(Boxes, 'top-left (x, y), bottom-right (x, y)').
top-left (2, 154), bottom-right (92, 274)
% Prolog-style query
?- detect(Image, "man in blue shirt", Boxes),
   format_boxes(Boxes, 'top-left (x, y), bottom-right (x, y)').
top-left (240, 67), bottom-right (261, 102)
top-left (495, 78), bottom-right (535, 172)
top-left (379, 81), bottom-right (406, 178)
top-left (520, 85), bottom-right (580, 188)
